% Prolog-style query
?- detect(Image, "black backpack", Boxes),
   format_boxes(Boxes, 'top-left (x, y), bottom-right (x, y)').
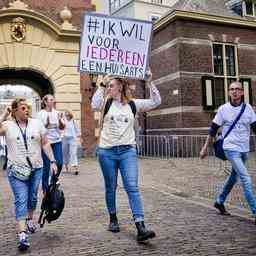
top-left (38, 175), bottom-right (65, 228)
top-left (103, 98), bottom-right (136, 118)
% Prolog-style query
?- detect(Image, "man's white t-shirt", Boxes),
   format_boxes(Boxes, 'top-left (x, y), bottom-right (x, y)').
top-left (3, 118), bottom-right (46, 169)
top-left (37, 109), bottom-right (62, 144)
top-left (213, 102), bottom-right (256, 152)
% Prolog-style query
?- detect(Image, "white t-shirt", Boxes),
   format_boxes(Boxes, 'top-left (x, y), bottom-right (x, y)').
top-left (213, 102), bottom-right (256, 152)
top-left (91, 84), bottom-right (161, 148)
top-left (37, 109), bottom-right (62, 143)
top-left (64, 119), bottom-right (79, 138)
top-left (3, 118), bottom-right (46, 169)
top-left (100, 101), bottom-right (135, 148)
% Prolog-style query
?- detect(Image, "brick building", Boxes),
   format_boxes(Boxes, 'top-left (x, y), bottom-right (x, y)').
top-left (149, 0), bottom-right (256, 136)
top-left (2, 0), bottom-right (256, 156)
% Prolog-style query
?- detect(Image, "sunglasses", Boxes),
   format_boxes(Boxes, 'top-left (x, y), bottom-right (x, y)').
top-left (229, 88), bottom-right (243, 91)
top-left (19, 105), bottom-right (29, 111)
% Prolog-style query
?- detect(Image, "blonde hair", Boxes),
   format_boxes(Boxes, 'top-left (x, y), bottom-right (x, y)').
top-left (65, 109), bottom-right (74, 119)
top-left (11, 98), bottom-right (27, 118)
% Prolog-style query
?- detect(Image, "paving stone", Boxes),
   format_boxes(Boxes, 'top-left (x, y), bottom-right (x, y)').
top-left (0, 158), bottom-right (256, 256)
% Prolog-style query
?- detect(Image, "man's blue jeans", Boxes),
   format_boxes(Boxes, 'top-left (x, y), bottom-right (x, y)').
top-left (216, 150), bottom-right (256, 215)
top-left (42, 142), bottom-right (63, 192)
top-left (97, 145), bottom-right (144, 222)
top-left (8, 167), bottom-right (43, 221)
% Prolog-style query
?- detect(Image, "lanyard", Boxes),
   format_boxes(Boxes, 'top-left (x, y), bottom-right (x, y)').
top-left (15, 119), bottom-right (33, 168)
top-left (15, 119), bottom-right (28, 151)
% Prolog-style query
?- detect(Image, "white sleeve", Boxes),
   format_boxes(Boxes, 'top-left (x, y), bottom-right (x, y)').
top-left (133, 83), bottom-right (161, 112)
top-left (91, 87), bottom-right (105, 111)
top-left (212, 106), bottom-right (224, 126)
top-left (37, 120), bottom-right (47, 136)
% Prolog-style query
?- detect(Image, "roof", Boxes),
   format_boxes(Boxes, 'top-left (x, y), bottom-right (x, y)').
top-left (170, 0), bottom-right (241, 18)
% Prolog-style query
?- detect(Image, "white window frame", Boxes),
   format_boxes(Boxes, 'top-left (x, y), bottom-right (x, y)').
top-left (211, 42), bottom-right (239, 103)
top-left (242, 1), bottom-right (256, 17)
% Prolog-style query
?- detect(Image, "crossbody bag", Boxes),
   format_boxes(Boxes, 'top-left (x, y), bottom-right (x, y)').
top-left (10, 120), bottom-right (33, 181)
top-left (213, 103), bottom-right (246, 161)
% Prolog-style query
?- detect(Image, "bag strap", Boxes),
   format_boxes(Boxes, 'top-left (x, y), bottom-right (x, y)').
top-left (128, 100), bottom-right (137, 117)
top-left (223, 103), bottom-right (246, 139)
top-left (38, 208), bottom-right (46, 228)
top-left (15, 119), bottom-right (33, 168)
top-left (103, 98), bottom-right (113, 119)
top-left (103, 98), bottom-right (136, 118)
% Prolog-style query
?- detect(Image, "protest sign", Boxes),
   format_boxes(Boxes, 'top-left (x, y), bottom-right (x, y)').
top-left (79, 13), bottom-right (153, 79)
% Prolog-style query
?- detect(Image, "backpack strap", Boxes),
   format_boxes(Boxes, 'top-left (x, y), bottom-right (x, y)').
top-left (103, 98), bottom-right (113, 118)
top-left (128, 100), bottom-right (137, 117)
top-left (223, 103), bottom-right (246, 139)
top-left (103, 98), bottom-right (137, 118)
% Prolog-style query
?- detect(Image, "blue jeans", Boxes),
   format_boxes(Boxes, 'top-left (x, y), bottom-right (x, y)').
top-left (8, 167), bottom-right (43, 221)
top-left (216, 150), bottom-right (256, 215)
top-left (42, 142), bottom-right (63, 192)
top-left (98, 145), bottom-right (144, 222)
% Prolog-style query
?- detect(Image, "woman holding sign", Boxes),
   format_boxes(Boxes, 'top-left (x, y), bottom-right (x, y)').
top-left (91, 70), bottom-right (161, 242)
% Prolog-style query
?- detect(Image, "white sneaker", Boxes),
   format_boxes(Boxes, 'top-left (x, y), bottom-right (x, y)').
top-left (26, 218), bottom-right (37, 233)
top-left (18, 231), bottom-right (30, 251)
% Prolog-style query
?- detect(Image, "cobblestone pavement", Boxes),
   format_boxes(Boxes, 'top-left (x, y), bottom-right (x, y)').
top-left (1, 158), bottom-right (256, 256)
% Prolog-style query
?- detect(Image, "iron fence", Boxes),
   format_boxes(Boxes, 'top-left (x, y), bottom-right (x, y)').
top-left (136, 134), bottom-right (256, 211)
top-left (136, 134), bottom-right (256, 170)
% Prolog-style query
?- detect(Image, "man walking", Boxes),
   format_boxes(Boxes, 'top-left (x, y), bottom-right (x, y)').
top-left (200, 81), bottom-right (256, 221)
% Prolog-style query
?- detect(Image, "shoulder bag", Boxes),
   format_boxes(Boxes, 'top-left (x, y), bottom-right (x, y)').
top-left (213, 103), bottom-right (246, 161)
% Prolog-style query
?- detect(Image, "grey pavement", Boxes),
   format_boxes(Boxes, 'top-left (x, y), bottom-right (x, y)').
top-left (1, 158), bottom-right (256, 256)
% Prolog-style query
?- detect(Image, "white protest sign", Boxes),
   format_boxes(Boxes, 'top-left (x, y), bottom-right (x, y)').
top-left (79, 13), bottom-right (153, 79)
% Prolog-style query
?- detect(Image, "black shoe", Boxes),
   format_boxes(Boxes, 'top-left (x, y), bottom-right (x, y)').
top-left (108, 221), bottom-right (120, 233)
top-left (74, 171), bottom-right (79, 175)
top-left (214, 202), bottom-right (231, 215)
top-left (135, 221), bottom-right (156, 242)
top-left (108, 213), bottom-right (120, 233)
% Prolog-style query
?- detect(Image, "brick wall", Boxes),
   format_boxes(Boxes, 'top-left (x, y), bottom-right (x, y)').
top-left (0, 0), bottom-right (95, 28)
top-left (150, 18), bottom-right (256, 135)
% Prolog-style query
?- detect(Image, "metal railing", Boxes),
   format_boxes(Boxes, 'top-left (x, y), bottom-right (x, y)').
top-left (136, 134), bottom-right (256, 170)
top-left (136, 134), bottom-right (256, 212)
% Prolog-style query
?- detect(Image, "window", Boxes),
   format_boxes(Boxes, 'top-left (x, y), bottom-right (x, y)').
top-left (151, 0), bottom-right (163, 4)
top-left (202, 43), bottom-right (252, 110)
top-left (202, 77), bottom-right (215, 110)
top-left (213, 44), bottom-right (223, 75)
top-left (243, 1), bottom-right (256, 16)
top-left (212, 43), bottom-right (238, 108)
top-left (240, 78), bottom-right (253, 104)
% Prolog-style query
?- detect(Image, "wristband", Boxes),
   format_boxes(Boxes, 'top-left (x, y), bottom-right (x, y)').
top-left (50, 160), bottom-right (56, 164)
